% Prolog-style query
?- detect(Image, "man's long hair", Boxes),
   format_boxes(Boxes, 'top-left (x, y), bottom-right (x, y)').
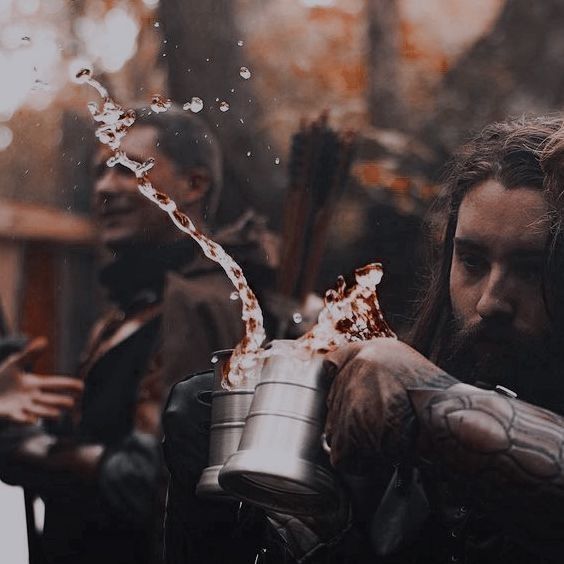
top-left (409, 115), bottom-right (564, 366)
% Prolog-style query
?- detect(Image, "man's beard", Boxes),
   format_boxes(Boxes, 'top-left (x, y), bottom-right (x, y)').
top-left (440, 317), bottom-right (564, 415)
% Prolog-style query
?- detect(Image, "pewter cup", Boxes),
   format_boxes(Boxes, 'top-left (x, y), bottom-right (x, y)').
top-left (196, 350), bottom-right (255, 498)
top-left (218, 352), bottom-right (341, 515)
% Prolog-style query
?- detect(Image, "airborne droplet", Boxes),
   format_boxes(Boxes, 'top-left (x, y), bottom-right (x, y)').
top-left (274, 157), bottom-right (280, 165)
top-left (188, 97), bottom-right (203, 113)
top-left (237, 40), bottom-right (244, 47)
top-left (292, 312), bottom-right (303, 324)
top-left (230, 291), bottom-right (240, 301)
top-left (239, 66), bottom-right (251, 80)
top-left (32, 79), bottom-right (50, 91)
top-left (219, 101), bottom-right (230, 112)
top-left (150, 94), bottom-right (171, 113)
top-left (74, 67), bottom-right (92, 84)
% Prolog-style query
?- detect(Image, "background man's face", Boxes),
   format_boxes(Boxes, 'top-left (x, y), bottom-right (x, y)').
top-left (447, 180), bottom-right (552, 393)
top-left (92, 124), bottom-right (191, 250)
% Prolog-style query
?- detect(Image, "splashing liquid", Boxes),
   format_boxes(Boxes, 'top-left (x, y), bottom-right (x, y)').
top-left (78, 69), bottom-right (266, 386)
top-left (150, 94), bottom-right (172, 113)
top-left (78, 69), bottom-right (394, 389)
top-left (298, 263), bottom-right (395, 352)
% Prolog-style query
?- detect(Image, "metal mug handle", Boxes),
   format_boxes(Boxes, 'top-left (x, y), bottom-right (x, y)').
top-left (321, 432), bottom-right (332, 455)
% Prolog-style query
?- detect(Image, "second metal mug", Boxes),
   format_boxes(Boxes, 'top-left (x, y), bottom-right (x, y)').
top-left (196, 350), bottom-right (255, 498)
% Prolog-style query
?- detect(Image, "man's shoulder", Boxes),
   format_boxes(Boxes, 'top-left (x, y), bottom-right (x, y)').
top-left (164, 268), bottom-right (237, 306)
top-left (161, 269), bottom-right (243, 346)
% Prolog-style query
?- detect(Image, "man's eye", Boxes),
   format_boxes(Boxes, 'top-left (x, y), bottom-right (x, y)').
top-left (514, 261), bottom-right (542, 283)
top-left (93, 162), bottom-right (132, 179)
top-left (458, 253), bottom-right (486, 273)
top-left (115, 163), bottom-right (136, 177)
top-left (93, 162), bottom-right (107, 179)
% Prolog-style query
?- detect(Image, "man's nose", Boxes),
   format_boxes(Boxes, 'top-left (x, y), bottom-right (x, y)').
top-left (476, 268), bottom-right (515, 322)
top-left (94, 168), bottom-right (122, 196)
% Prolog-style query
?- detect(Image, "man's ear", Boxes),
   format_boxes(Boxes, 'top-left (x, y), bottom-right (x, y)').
top-left (184, 167), bottom-right (211, 206)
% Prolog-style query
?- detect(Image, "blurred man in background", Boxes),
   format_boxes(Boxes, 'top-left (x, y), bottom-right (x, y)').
top-left (0, 105), bottom-right (275, 564)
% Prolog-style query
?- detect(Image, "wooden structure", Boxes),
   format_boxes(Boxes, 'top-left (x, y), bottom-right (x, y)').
top-left (0, 199), bottom-right (98, 373)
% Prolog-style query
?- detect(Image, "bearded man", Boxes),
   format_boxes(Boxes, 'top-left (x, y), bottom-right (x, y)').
top-left (324, 115), bottom-right (564, 564)
top-left (163, 115), bottom-right (564, 564)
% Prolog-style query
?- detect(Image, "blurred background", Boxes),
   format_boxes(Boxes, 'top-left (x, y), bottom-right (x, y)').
top-left (1, 1), bottom-right (564, 558)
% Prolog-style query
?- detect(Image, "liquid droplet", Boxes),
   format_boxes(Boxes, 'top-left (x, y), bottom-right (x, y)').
top-left (237, 40), bottom-right (244, 47)
top-left (188, 97), bottom-right (203, 113)
top-left (150, 94), bottom-right (171, 113)
top-left (274, 157), bottom-right (280, 165)
top-left (230, 291), bottom-right (240, 301)
top-left (121, 109), bottom-right (136, 127)
top-left (239, 66), bottom-right (251, 80)
top-left (74, 67), bottom-right (92, 83)
top-left (219, 101), bottom-right (230, 112)
top-left (32, 79), bottom-right (50, 91)
top-left (292, 312), bottom-right (303, 324)
top-left (154, 21), bottom-right (160, 27)
top-left (246, 151), bottom-right (251, 157)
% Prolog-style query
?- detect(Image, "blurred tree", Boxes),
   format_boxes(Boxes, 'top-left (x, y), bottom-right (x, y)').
top-left (367, 0), bottom-right (408, 130)
top-left (409, 0), bottom-right (564, 178)
top-left (158, 0), bottom-right (286, 226)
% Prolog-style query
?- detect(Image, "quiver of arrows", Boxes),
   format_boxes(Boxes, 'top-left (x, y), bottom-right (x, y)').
top-left (277, 113), bottom-right (355, 302)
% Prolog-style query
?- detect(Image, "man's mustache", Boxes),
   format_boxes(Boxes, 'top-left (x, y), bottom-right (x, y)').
top-left (447, 319), bottom-right (545, 362)
top-left (455, 322), bottom-right (522, 346)
top-left (443, 319), bottom-right (564, 413)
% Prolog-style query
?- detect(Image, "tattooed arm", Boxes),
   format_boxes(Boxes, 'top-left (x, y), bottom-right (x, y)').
top-left (325, 339), bottom-right (564, 540)
top-left (410, 384), bottom-right (564, 537)
top-left (411, 384), bottom-right (564, 491)
top-left (324, 339), bottom-right (457, 468)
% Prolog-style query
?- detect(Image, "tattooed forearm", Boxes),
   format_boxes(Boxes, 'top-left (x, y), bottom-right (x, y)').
top-left (409, 383), bottom-right (564, 496)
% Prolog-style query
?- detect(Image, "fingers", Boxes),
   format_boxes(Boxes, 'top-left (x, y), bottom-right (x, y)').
top-left (21, 374), bottom-right (82, 420)
top-left (325, 343), bottom-right (365, 410)
top-left (24, 402), bottom-right (64, 420)
top-left (326, 415), bottom-right (348, 468)
top-left (34, 392), bottom-right (75, 409)
top-left (11, 411), bottom-right (37, 425)
top-left (324, 342), bottom-right (364, 371)
top-left (35, 375), bottom-right (84, 395)
top-left (7, 337), bottom-right (48, 370)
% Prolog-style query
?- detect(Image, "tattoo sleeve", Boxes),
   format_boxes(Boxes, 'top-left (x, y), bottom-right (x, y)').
top-left (408, 383), bottom-right (564, 535)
